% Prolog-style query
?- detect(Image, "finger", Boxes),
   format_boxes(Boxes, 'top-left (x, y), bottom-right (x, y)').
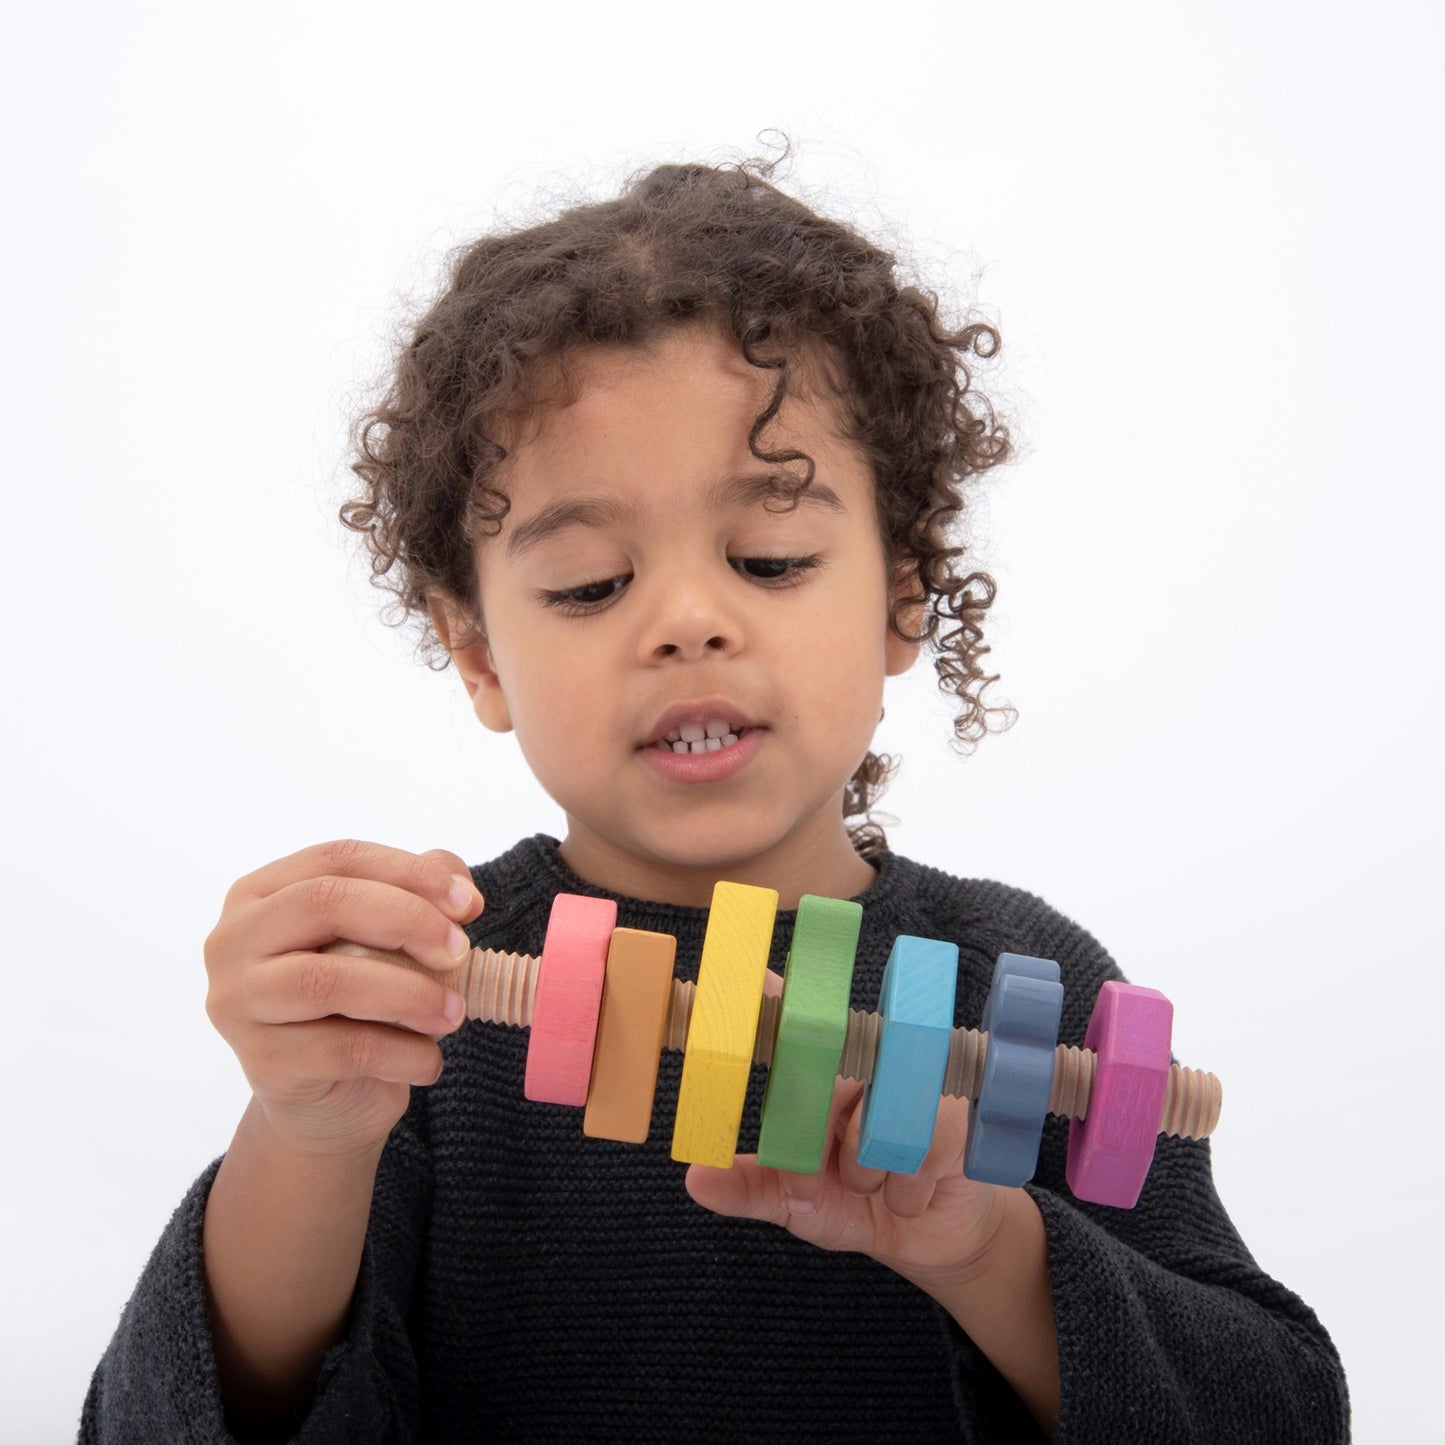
top-left (768, 1075), bottom-right (858, 1215)
top-left (238, 874), bottom-right (476, 973)
top-left (920, 1091), bottom-right (971, 1177)
top-left (234, 949), bottom-right (468, 1034)
top-left (244, 1017), bottom-right (450, 1097)
top-left (881, 1093), bottom-right (971, 1218)
top-left (417, 848), bottom-right (486, 921)
top-left (771, 1165), bottom-right (826, 1216)
top-left (755, 966), bottom-right (818, 1212)
top-left (684, 1158), bottom-right (791, 1229)
top-left (835, 1083), bottom-right (889, 1197)
top-left (226, 840), bottom-right (484, 924)
top-left (686, 1157), bottom-right (883, 1259)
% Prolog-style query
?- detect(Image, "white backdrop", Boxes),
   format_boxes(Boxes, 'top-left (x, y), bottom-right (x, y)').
top-left (3, 2), bottom-right (1440, 1438)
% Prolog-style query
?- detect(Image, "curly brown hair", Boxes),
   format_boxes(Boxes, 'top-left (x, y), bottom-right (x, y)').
top-left (342, 154), bottom-right (1012, 853)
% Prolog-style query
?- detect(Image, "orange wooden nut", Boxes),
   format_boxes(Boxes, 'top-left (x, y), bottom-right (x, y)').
top-left (523, 893), bottom-right (617, 1106)
top-left (582, 928), bottom-right (677, 1143)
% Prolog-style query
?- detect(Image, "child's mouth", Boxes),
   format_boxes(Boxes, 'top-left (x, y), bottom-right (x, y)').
top-left (651, 719), bottom-right (749, 755)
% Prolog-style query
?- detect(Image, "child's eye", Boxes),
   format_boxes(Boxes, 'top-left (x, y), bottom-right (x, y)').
top-left (538, 574), bottom-right (632, 614)
top-left (731, 555), bottom-right (822, 585)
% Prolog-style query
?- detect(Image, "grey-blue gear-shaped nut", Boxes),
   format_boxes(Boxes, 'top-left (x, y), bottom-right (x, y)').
top-left (963, 953), bottom-right (1063, 1187)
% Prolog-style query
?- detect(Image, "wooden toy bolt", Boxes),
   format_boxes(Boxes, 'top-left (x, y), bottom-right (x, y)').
top-left (328, 895), bottom-right (1219, 1202)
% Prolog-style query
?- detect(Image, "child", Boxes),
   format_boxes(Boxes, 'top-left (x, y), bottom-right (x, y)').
top-left (82, 158), bottom-right (1348, 1443)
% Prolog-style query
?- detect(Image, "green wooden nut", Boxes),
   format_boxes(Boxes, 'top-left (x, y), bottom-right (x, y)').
top-left (756, 895), bottom-right (862, 1172)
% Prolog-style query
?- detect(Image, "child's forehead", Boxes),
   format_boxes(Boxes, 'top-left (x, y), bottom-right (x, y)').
top-left (477, 331), bottom-right (872, 547)
top-left (498, 327), bottom-right (848, 461)
top-left (521, 330), bottom-right (758, 417)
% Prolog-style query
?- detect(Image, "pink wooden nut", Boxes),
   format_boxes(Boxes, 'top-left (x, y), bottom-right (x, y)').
top-left (1066, 982), bottom-right (1173, 1208)
top-left (524, 893), bottom-right (617, 1106)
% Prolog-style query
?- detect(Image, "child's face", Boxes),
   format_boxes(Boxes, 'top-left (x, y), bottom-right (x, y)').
top-left (442, 326), bottom-right (917, 906)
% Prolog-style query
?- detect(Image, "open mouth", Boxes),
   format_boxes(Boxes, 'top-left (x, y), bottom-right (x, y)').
top-left (650, 718), bottom-right (751, 756)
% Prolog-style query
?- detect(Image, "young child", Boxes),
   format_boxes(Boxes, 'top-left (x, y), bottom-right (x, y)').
top-left (83, 159), bottom-right (1348, 1443)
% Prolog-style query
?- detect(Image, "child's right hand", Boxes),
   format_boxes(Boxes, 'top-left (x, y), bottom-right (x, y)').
top-left (204, 840), bottom-right (484, 1158)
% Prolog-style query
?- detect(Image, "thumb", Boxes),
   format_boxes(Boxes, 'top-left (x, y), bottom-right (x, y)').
top-left (685, 1158), bottom-right (789, 1227)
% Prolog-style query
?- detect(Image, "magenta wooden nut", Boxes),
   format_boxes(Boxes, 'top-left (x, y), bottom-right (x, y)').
top-left (1066, 981), bottom-right (1173, 1208)
top-left (524, 893), bottom-right (617, 1106)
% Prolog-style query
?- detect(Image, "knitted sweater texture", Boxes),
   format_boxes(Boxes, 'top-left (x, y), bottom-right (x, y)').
top-left (82, 838), bottom-right (1349, 1443)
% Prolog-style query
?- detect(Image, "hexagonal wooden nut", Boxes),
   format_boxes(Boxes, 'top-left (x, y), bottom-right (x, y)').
top-left (582, 927), bottom-right (677, 1143)
top-left (756, 895), bottom-right (861, 1173)
top-left (856, 935), bottom-right (958, 1175)
top-left (671, 882), bottom-right (778, 1167)
top-left (1065, 981), bottom-right (1173, 1208)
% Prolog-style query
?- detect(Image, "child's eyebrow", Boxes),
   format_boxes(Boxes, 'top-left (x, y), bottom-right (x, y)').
top-left (504, 473), bottom-right (847, 559)
top-left (505, 496), bottom-right (634, 559)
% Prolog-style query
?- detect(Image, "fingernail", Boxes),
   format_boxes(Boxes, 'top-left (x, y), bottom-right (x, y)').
top-left (442, 989), bottom-right (466, 1024)
top-left (783, 1194), bottom-right (816, 1217)
top-left (447, 924), bottom-right (471, 961)
top-left (448, 875), bottom-right (479, 913)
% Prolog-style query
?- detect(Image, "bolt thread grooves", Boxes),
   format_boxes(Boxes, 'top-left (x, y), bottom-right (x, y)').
top-left (839, 1007), bottom-right (880, 1082)
top-left (466, 949), bottom-right (537, 1029)
top-left (1049, 1044), bottom-right (1096, 1119)
top-left (342, 942), bottom-right (1222, 1142)
top-left (659, 981), bottom-right (780, 1064)
top-left (1160, 1065), bottom-right (1222, 1140)
top-left (663, 979), bottom-right (695, 1052)
top-left (942, 1027), bottom-right (987, 1100)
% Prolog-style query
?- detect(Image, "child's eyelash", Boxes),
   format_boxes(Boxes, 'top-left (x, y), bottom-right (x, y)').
top-left (538, 575), bottom-right (632, 615)
top-left (731, 554), bottom-right (822, 584)
top-left (537, 556), bottom-right (822, 616)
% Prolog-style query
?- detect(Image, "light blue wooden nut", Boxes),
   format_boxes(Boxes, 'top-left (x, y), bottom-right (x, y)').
top-left (857, 935), bottom-right (959, 1174)
top-left (963, 953), bottom-right (1063, 1187)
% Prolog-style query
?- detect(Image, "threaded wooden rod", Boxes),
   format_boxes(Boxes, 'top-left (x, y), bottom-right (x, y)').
top-left (326, 940), bottom-right (1222, 1140)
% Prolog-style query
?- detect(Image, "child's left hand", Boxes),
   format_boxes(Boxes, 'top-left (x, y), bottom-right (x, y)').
top-left (687, 1079), bottom-right (1061, 1436)
top-left (684, 1076), bottom-right (1008, 1296)
top-left (685, 972), bottom-right (1061, 1440)
top-left (684, 967), bottom-right (1017, 1296)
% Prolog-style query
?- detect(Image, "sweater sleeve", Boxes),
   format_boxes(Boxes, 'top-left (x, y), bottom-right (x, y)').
top-left (1032, 1130), bottom-right (1349, 1444)
top-left (80, 1110), bottom-right (432, 1444)
top-left (895, 865), bottom-right (1350, 1442)
top-left (924, 1135), bottom-right (1348, 1444)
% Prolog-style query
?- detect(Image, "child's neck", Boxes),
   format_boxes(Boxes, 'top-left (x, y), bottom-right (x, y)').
top-left (555, 822), bottom-right (880, 912)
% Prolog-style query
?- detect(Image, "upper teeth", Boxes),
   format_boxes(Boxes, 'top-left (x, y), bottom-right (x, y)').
top-left (661, 718), bottom-right (743, 754)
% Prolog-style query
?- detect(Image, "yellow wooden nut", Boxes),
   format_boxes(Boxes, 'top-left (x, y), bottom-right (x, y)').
top-left (671, 881), bottom-right (778, 1167)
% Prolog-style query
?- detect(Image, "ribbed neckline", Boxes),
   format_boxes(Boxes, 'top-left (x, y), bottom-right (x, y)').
top-left (494, 833), bottom-right (913, 926)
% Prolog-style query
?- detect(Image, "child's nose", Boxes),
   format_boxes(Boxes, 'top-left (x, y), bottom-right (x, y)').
top-left (640, 576), bottom-right (742, 662)
top-left (652, 632), bottom-right (731, 660)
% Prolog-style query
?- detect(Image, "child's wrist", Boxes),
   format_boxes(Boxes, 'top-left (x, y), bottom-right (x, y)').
top-left (247, 1094), bottom-right (392, 1172)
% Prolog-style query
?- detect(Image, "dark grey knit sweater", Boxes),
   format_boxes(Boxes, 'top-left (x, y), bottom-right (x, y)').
top-left (82, 837), bottom-right (1349, 1443)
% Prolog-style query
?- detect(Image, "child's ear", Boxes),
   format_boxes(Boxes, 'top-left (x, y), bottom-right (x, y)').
top-left (426, 595), bottom-right (513, 734)
top-left (884, 569), bottom-right (924, 677)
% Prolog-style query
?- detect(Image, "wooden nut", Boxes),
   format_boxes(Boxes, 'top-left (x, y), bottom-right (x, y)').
top-left (523, 893), bottom-right (616, 1107)
top-left (1065, 981), bottom-right (1173, 1207)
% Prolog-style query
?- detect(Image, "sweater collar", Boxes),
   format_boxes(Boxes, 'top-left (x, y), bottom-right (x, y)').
top-left (500, 833), bottom-right (911, 926)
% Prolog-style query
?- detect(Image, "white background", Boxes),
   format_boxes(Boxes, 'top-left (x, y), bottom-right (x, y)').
top-left (3, 2), bottom-right (1440, 1438)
